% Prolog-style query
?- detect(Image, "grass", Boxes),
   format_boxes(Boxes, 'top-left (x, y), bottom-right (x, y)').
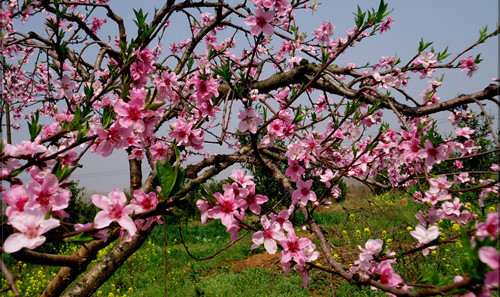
top-left (2, 191), bottom-right (497, 296)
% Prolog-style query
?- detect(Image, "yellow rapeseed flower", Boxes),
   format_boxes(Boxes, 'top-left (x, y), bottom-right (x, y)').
top-left (406, 226), bottom-right (413, 231)
top-left (364, 227), bottom-right (370, 233)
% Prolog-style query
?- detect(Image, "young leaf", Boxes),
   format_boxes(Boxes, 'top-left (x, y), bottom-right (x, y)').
top-left (171, 167), bottom-right (185, 195)
top-left (418, 38), bottom-right (433, 52)
top-left (65, 233), bottom-right (96, 243)
top-left (28, 111), bottom-right (43, 141)
top-left (156, 161), bottom-right (176, 199)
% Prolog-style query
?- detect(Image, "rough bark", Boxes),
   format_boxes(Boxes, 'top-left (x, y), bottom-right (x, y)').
top-left (40, 229), bottom-right (119, 297)
top-left (129, 158), bottom-right (142, 192)
top-left (62, 228), bottom-right (151, 297)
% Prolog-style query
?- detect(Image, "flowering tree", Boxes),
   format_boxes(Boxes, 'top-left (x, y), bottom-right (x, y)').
top-left (1, 0), bottom-right (499, 296)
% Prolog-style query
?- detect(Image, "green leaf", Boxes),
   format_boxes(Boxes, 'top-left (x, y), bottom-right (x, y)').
top-left (52, 159), bottom-right (78, 182)
top-left (474, 53), bottom-right (483, 64)
top-left (65, 233), bottom-right (96, 243)
top-left (187, 57), bottom-right (195, 71)
top-left (84, 84), bottom-right (94, 100)
top-left (100, 108), bottom-right (115, 130)
top-left (28, 111), bottom-right (42, 141)
top-left (354, 5), bottom-right (365, 28)
top-left (133, 9), bottom-right (147, 30)
top-left (213, 62), bottom-right (232, 82)
top-left (366, 139), bottom-right (379, 152)
top-left (156, 161), bottom-right (176, 199)
top-left (437, 46), bottom-right (451, 61)
top-left (44, 209), bottom-right (53, 220)
top-left (208, 45), bottom-right (216, 59)
top-left (147, 102), bottom-right (166, 111)
top-left (292, 105), bottom-right (305, 124)
top-left (477, 26), bottom-right (488, 44)
top-left (174, 145), bottom-right (181, 166)
top-left (171, 167), bottom-right (185, 195)
top-left (320, 46), bottom-right (331, 64)
top-left (76, 122), bottom-right (90, 142)
top-left (418, 38), bottom-right (433, 52)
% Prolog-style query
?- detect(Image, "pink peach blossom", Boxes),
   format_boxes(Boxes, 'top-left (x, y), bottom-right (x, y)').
top-left (3, 208), bottom-right (60, 253)
top-left (244, 6), bottom-right (274, 36)
top-left (92, 189), bottom-right (137, 238)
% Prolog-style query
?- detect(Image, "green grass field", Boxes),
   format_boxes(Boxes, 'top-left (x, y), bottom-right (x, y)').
top-left (2, 191), bottom-right (496, 296)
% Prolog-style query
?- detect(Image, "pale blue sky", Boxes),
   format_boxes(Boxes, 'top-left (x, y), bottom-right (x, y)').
top-left (7, 1), bottom-right (499, 192)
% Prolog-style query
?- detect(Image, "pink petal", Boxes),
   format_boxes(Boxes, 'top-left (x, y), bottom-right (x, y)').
top-left (252, 231), bottom-right (265, 245)
top-left (3, 233), bottom-right (45, 253)
top-left (91, 194), bottom-right (112, 211)
top-left (116, 216), bottom-right (137, 238)
top-left (479, 246), bottom-right (500, 270)
top-left (264, 238), bottom-right (278, 254)
top-left (38, 217), bottom-right (60, 234)
top-left (94, 211), bottom-right (114, 229)
top-left (243, 16), bottom-right (257, 27)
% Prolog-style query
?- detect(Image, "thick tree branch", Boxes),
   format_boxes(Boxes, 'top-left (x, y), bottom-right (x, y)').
top-left (40, 229), bottom-right (119, 297)
top-left (12, 250), bottom-right (80, 267)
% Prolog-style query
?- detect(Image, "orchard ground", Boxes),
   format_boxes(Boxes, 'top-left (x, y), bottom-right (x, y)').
top-left (3, 185), bottom-right (496, 297)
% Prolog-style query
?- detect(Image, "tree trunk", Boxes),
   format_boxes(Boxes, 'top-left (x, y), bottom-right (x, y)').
top-left (62, 227), bottom-right (152, 297)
